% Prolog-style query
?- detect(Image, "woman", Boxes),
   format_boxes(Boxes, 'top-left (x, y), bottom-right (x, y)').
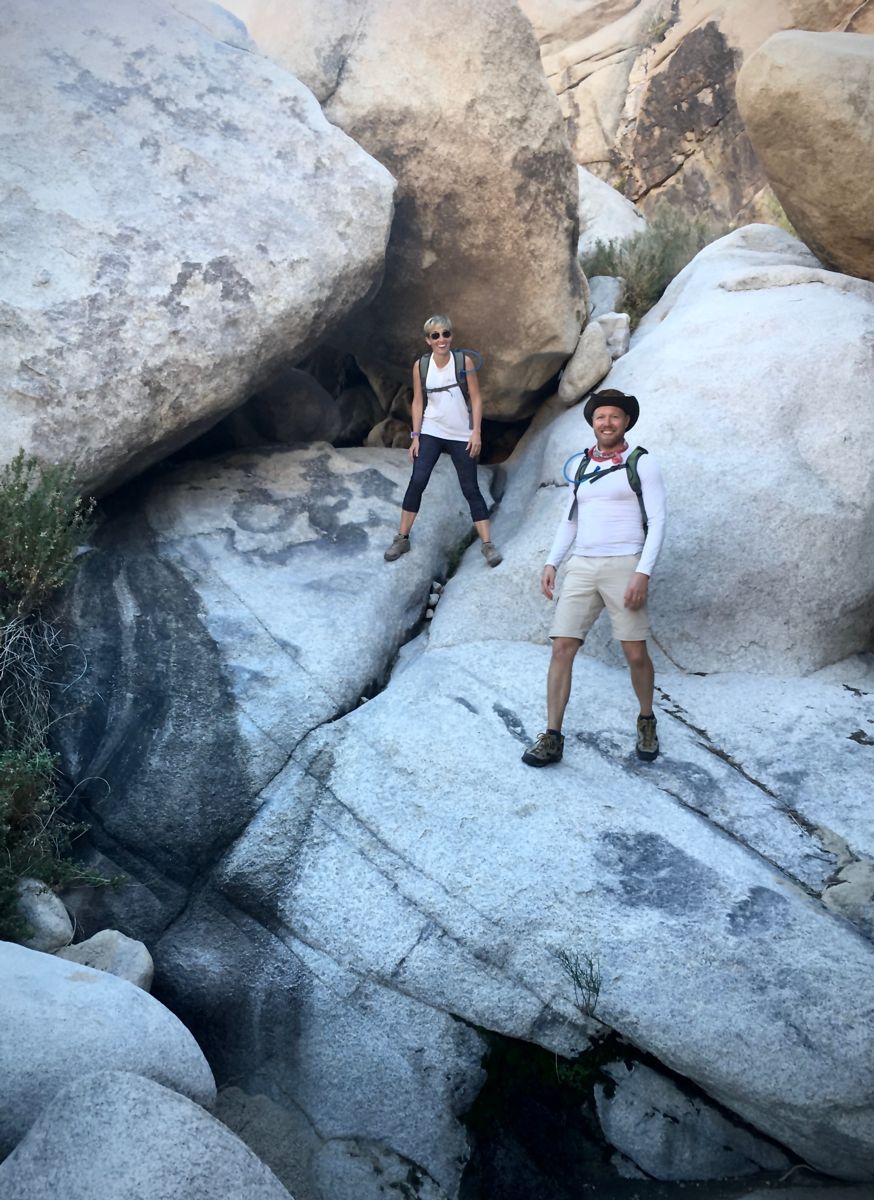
top-left (383, 314), bottom-right (502, 567)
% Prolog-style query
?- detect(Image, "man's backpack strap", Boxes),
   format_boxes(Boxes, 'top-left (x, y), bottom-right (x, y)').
top-left (570, 446), bottom-right (649, 534)
top-left (626, 446), bottom-right (649, 535)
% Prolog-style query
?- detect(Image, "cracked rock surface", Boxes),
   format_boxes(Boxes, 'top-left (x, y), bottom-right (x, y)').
top-left (0, 0), bottom-right (395, 493)
top-left (52, 232), bottom-right (874, 1198)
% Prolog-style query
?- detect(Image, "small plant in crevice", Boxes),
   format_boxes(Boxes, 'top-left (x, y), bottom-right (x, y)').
top-left (582, 202), bottom-right (728, 327)
top-left (556, 946), bottom-right (603, 1018)
top-left (0, 451), bottom-right (108, 941)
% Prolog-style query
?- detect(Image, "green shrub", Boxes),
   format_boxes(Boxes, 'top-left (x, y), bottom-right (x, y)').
top-left (582, 203), bottom-right (727, 327)
top-left (0, 745), bottom-right (103, 940)
top-left (0, 452), bottom-right (106, 941)
top-left (0, 449), bottom-right (93, 621)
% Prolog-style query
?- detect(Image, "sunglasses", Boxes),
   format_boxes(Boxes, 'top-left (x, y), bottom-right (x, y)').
top-left (428, 330), bottom-right (452, 340)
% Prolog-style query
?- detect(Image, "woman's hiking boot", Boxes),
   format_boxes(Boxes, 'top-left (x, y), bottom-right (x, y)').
top-left (636, 714), bottom-right (659, 761)
top-left (521, 730), bottom-right (564, 767)
top-left (384, 534), bottom-right (410, 562)
top-left (481, 540), bottom-right (503, 567)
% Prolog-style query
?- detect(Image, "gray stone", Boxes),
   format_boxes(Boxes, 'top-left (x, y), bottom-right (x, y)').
top-left (227, 0), bottom-right (584, 418)
top-left (0, 0), bottom-right (394, 492)
top-left (15, 878), bottom-right (73, 952)
top-left (55, 443), bottom-right (492, 940)
top-left (589, 275), bottom-right (626, 318)
top-left (626, 223), bottom-right (874, 673)
top-left (156, 895), bottom-right (486, 1200)
top-left (209, 368), bottom-right (342, 449)
top-left (0, 943), bottom-right (215, 1158)
top-left (821, 861), bottom-right (874, 940)
top-left (577, 164), bottom-right (647, 258)
top-left (0, 1070), bottom-right (291, 1200)
top-left (335, 384), bottom-right (384, 446)
top-left (595, 1060), bottom-right (790, 1179)
top-left (557, 322), bottom-right (612, 405)
top-left (56, 929), bottom-right (154, 991)
top-left (593, 311), bottom-right (631, 358)
top-left (365, 417), bottom-right (412, 449)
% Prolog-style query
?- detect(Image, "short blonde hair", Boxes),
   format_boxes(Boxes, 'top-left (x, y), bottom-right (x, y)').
top-left (423, 314), bottom-right (452, 336)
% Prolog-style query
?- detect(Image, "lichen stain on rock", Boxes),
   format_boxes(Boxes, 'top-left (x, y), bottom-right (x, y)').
top-left (726, 885), bottom-right (790, 936)
top-left (598, 831), bottom-right (720, 914)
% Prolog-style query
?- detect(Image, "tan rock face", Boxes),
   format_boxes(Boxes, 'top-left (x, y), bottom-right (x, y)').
top-left (229, 0), bottom-right (585, 419)
top-left (519, 0), bottom-right (873, 225)
top-left (736, 31), bottom-right (874, 282)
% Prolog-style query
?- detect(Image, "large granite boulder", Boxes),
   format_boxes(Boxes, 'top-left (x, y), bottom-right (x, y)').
top-left (0, 943), bottom-right (215, 1157)
top-left (55, 443), bottom-right (493, 941)
top-left (0, 1070), bottom-right (292, 1200)
top-left (163, 640), bottom-right (874, 1182)
top-left (737, 31), bottom-right (874, 283)
top-left (518, 0), bottom-right (872, 225)
top-left (433, 224), bottom-right (874, 675)
top-left (226, 0), bottom-right (584, 417)
top-left (0, 0), bottom-right (394, 492)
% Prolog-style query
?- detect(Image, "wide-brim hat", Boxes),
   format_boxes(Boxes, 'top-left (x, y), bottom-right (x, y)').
top-left (583, 388), bottom-right (639, 430)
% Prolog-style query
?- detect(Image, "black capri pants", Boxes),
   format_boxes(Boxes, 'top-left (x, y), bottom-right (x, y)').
top-left (402, 434), bottom-right (489, 523)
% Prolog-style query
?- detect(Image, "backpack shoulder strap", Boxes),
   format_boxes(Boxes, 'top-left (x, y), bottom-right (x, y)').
top-left (452, 349), bottom-right (471, 404)
top-left (419, 353), bottom-right (431, 407)
top-left (626, 446), bottom-right (649, 535)
top-left (573, 448), bottom-right (591, 490)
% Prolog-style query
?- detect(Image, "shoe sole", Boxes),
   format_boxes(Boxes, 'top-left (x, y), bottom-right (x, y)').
top-left (521, 753), bottom-right (562, 767)
top-left (636, 746), bottom-right (659, 761)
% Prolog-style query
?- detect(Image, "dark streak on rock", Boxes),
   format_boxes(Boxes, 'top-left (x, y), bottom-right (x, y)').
top-left (493, 704), bottom-right (529, 746)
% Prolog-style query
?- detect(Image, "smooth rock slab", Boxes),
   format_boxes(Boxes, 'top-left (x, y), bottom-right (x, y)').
top-left (0, 0), bottom-right (394, 491)
top-left (208, 639), bottom-right (874, 1179)
top-left (443, 226), bottom-right (874, 676)
top-left (0, 943), bottom-right (215, 1158)
top-left (595, 1060), bottom-right (790, 1179)
top-left (155, 896), bottom-right (486, 1200)
top-left (0, 1070), bottom-right (291, 1200)
top-left (55, 444), bottom-right (492, 939)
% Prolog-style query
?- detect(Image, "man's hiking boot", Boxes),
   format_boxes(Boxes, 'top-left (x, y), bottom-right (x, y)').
top-left (384, 534), bottom-right (410, 562)
top-left (481, 541), bottom-right (503, 568)
top-left (522, 730), bottom-right (564, 767)
top-left (636, 714), bottom-right (659, 761)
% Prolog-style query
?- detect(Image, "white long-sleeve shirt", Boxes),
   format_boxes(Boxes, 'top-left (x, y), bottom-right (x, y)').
top-left (547, 446), bottom-right (666, 577)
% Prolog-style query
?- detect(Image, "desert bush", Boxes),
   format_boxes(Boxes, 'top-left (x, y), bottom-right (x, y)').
top-left (0, 449), bottom-right (93, 621)
top-left (582, 203), bottom-right (727, 327)
top-left (0, 452), bottom-right (105, 941)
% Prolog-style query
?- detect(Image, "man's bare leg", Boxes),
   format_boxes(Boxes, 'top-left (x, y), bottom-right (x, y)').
top-left (547, 636), bottom-right (583, 731)
top-left (620, 640), bottom-right (654, 715)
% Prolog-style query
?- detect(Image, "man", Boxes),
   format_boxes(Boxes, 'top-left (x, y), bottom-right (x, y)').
top-left (383, 314), bottom-right (502, 567)
top-left (522, 388), bottom-right (666, 766)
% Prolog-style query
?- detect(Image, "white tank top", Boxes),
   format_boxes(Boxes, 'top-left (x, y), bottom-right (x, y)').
top-left (420, 355), bottom-right (471, 442)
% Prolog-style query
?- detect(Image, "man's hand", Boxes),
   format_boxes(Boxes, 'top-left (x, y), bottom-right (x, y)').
top-left (624, 571), bottom-right (649, 610)
top-left (541, 564), bottom-right (557, 600)
top-left (466, 431), bottom-right (482, 458)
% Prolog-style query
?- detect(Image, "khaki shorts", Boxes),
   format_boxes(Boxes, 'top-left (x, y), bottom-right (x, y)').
top-left (550, 554), bottom-right (650, 643)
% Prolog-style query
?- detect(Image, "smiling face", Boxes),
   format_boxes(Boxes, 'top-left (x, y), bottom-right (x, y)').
top-left (592, 405), bottom-right (630, 451)
top-left (424, 324), bottom-right (453, 360)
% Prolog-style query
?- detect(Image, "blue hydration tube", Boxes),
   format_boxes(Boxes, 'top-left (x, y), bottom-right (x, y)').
top-left (456, 349), bottom-right (483, 379)
top-left (562, 450), bottom-right (590, 484)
